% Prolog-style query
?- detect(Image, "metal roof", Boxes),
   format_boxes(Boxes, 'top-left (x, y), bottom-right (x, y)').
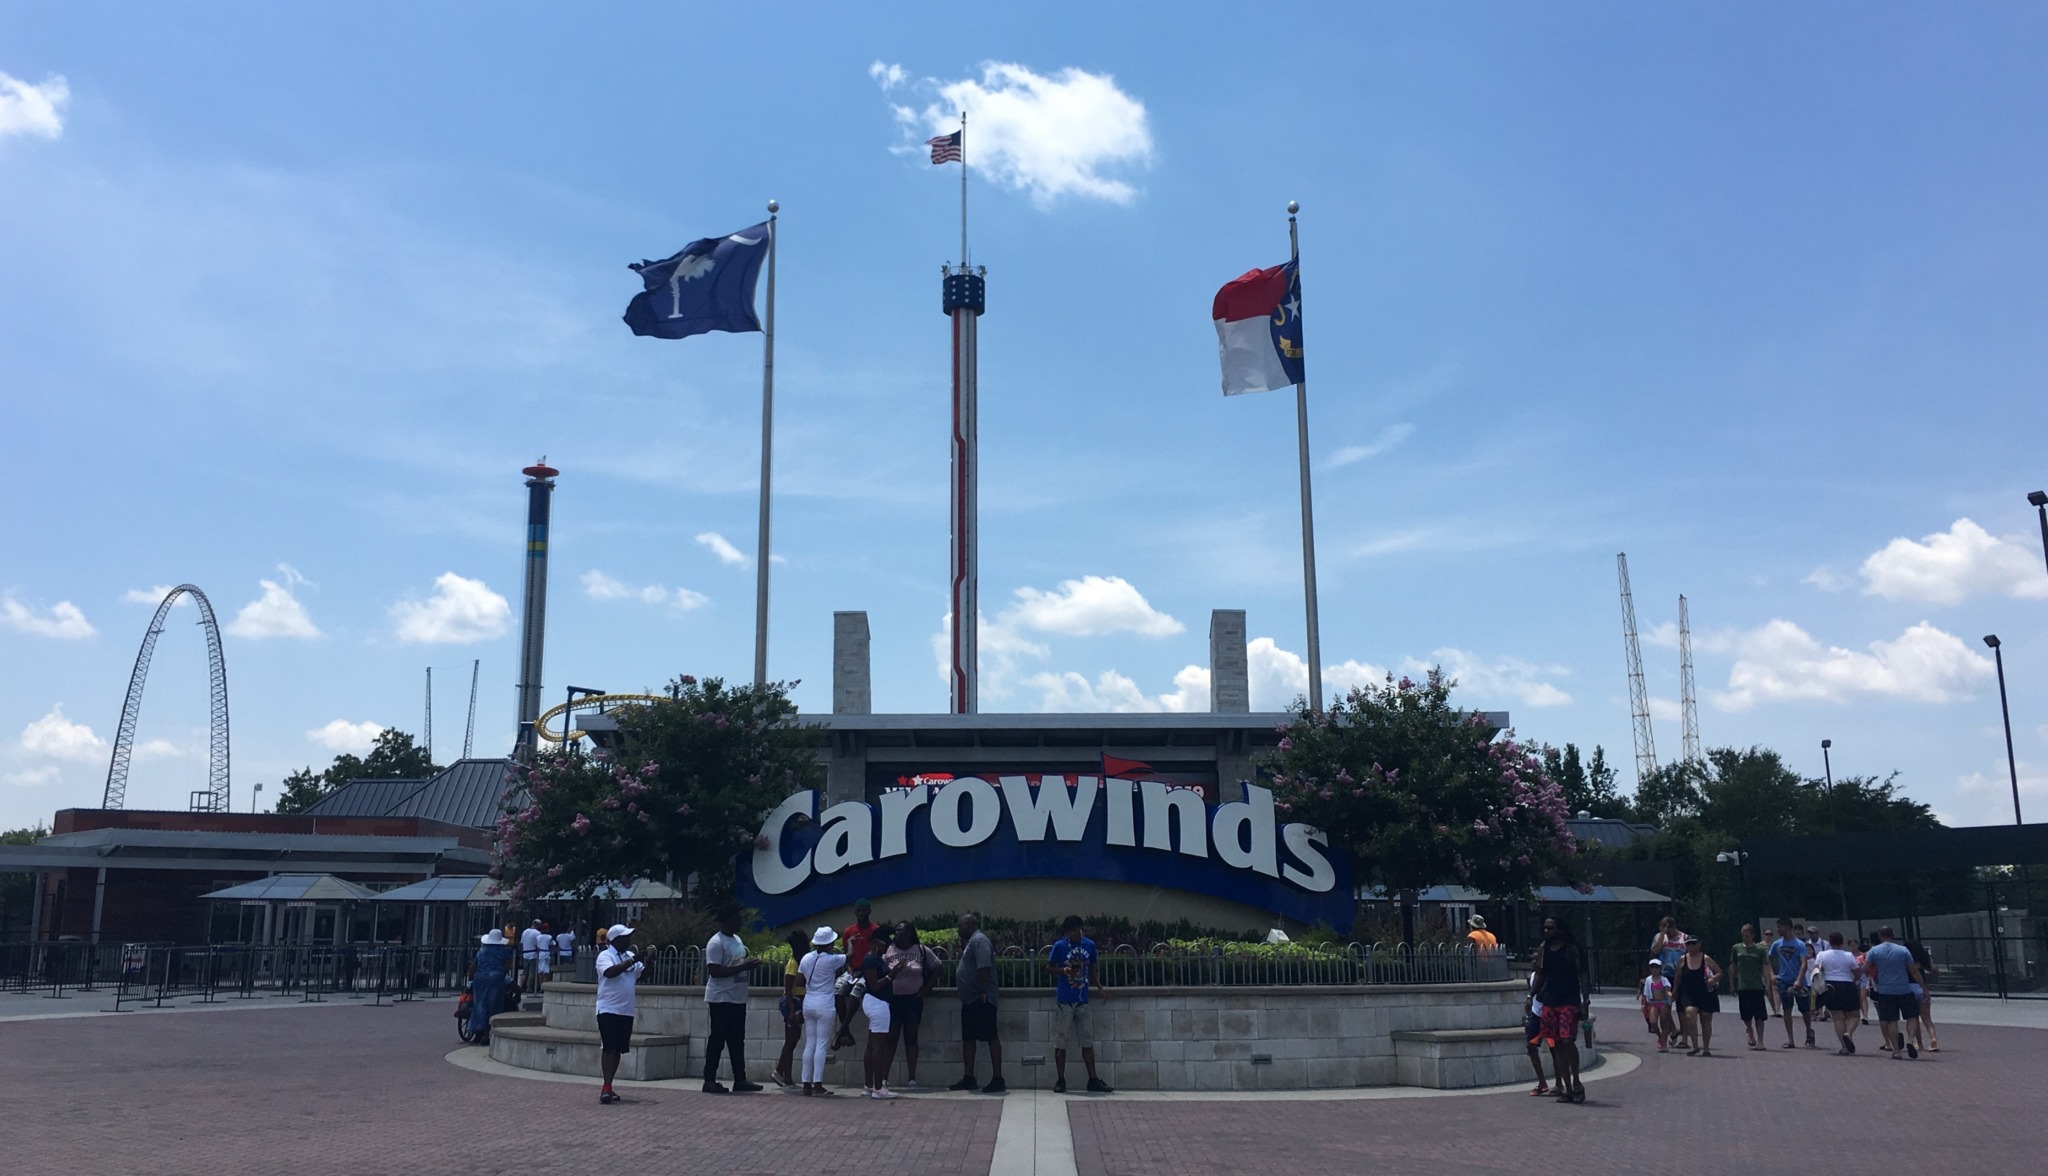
top-left (0, 827), bottom-right (491, 875)
top-left (370, 875), bottom-right (505, 903)
top-left (300, 758), bottom-right (516, 829)
top-left (198, 874), bottom-right (379, 902)
top-left (1565, 817), bottom-right (1659, 848)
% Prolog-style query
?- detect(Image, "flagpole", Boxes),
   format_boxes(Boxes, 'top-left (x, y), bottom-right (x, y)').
top-left (959, 111), bottom-right (968, 266)
top-left (1288, 200), bottom-right (1325, 712)
top-left (753, 199), bottom-right (778, 689)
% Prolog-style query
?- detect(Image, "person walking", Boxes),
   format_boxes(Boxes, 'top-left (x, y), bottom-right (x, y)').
top-left (467, 928), bottom-right (513, 1045)
top-left (1813, 931), bottom-right (1862, 1054)
top-left (520, 919), bottom-right (546, 993)
top-left (1525, 971), bottom-right (1552, 1095)
top-left (1048, 915), bottom-right (1113, 1094)
top-left (949, 913), bottom-right (1005, 1094)
top-left (1649, 916), bottom-right (1687, 980)
top-left (856, 929), bottom-right (909, 1098)
top-left (1768, 917), bottom-right (1813, 1048)
top-left (702, 903), bottom-right (762, 1094)
top-left (796, 926), bottom-right (845, 1096)
top-left (1466, 915), bottom-right (1498, 952)
top-left (1864, 926), bottom-right (1926, 1061)
top-left (1905, 937), bottom-right (1940, 1051)
top-left (835, 899), bottom-right (882, 1051)
top-left (773, 927), bottom-right (811, 1088)
top-left (1530, 916), bottom-right (1589, 1103)
top-left (594, 923), bottom-right (645, 1105)
top-left (884, 922), bottom-right (940, 1089)
top-left (1673, 937), bottom-right (1723, 1056)
top-left (1730, 924), bottom-right (1771, 1050)
top-left (1762, 928), bottom-right (1783, 1016)
top-left (1639, 957), bottom-right (1675, 1053)
top-left (534, 920), bottom-right (553, 992)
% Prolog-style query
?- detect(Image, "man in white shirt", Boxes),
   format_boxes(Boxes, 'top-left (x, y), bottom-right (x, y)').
top-left (702, 903), bottom-right (762, 1094)
top-left (555, 926), bottom-right (577, 972)
top-left (519, 920), bottom-right (546, 993)
top-left (595, 923), bottom-right (644, 1104)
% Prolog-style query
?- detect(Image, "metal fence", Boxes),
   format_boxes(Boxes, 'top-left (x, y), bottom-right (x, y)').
top-left (571, 942), bottom-right (1510, 988)
top-left (0, 942), bottom-right (481, 1008)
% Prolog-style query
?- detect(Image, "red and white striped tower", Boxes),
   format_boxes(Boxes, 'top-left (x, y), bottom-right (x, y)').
top-left (945, 263), bottom-right (985, 714)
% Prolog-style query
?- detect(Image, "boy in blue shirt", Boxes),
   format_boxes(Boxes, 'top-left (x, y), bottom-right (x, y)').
top-left (1767, 917), bottom-right (1813, 1048)
top-left (1864, 926), bottom-right (1926, 1060)
top-left (1047, 915), bottom-right (1112, 1094)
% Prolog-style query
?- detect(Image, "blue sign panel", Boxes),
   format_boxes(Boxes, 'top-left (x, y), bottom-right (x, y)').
top-left (734, 776), bottom-right (1354, 930)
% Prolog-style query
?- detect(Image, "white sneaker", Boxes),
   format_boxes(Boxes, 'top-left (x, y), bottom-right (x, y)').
top-left (873, 1087), bottom-right (900, 1100)
top-left (901, 1079), bottom-right (919, 1090)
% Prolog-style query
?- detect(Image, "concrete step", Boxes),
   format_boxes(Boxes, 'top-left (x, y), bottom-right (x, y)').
top-left (489, 1011), bottom-right (545, 1030)
top-left (489, 1024), bottom-right (690, 1081)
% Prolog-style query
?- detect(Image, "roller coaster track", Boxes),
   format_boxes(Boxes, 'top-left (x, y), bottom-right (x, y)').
top-left (102, 584), bottom-right (230, 811)
top-left (531, 693), bottom-right (666, 744)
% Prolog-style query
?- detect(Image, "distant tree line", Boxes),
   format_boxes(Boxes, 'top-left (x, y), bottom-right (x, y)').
top-left (271, 729), bottom-right (437, 814)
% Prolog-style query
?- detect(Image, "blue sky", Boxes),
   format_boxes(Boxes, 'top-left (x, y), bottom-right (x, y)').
top-left (3, 4), bottom-right (2046, 832)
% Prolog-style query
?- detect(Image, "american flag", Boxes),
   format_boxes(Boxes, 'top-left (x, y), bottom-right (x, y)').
top-left (928, 130), bottom-right (963, 165)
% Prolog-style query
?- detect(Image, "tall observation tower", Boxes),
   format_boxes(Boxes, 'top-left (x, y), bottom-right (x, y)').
top-left (514, 459), bottom-right (558, 759)
top-left (945, 263), bottom-right (985, 714)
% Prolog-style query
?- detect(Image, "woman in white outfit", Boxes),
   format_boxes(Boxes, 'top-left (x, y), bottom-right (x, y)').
top-left (798, 926), bottom-right (847, 1096)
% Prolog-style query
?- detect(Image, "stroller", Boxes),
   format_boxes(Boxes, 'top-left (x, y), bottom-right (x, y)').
top-left (456, 978), bottom-right (519, 1043)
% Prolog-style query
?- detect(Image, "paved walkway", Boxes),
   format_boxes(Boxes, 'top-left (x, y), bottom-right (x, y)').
top-left (4, 993), bottom-right (2046, 1174)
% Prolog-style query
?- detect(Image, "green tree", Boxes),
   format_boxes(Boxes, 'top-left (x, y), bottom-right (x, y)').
top-left (1542, 743), bottom-right (1629, 819)
top-left (1262, 671), bottom-right (1580, 904)
top-left (495, 675), bottom-right (821, 904)
top-left (273, 729), bottom-right (438, 814)
top-left (1, 825), bottom-right (48, 937)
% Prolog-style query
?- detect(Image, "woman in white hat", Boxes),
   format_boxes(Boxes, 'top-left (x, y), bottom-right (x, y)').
top-left (467, 928), bottom-right (514, 1042)
top-left (795, 927), bottom-right (847, 1095)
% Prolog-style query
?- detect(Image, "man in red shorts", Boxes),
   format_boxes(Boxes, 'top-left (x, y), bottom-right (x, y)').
top-left (1529, 916), bottom-right (1590, 1103)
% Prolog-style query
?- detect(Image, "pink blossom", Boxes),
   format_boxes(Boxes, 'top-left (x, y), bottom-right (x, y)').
top-left (1277, 738), bottom-right (1294, 752)
top-left (546, 865), bottom-right (564, 878)
top-left (571, 813), bottom-right (591, 834)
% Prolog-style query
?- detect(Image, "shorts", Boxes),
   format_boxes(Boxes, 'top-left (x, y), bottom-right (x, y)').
top-left (893, 993), bottom-right (925, 1027)
top-left (835, 973), bottom-right (857, 998)
top-left (1525, 1011), bottom-right (1544, 1044)
top-left (1875, 991), bottom-right (1921, 1023)
top-left (1738, 990), bottom-right (1768, 1021)
top-left (1053, 1002), bottom-right (1095, 1050)
top-left (1822, 983), bottom-right (1861, 1014)
top-left (861, 993), bottom-right (893, 1033)
top-left (1536, 1003), bottom-right (1579, 1049)
top-left (597, 1012), bottom-right (634, 1054)
top-left (536, 957), bottom-right (551, 975)
top-left (1779, 986), bottom-right (1811, 1014)
top-left (1677, 992), bottom-right (1720, 1015)
top-left (961, 1000), bottom-right (999, 1042)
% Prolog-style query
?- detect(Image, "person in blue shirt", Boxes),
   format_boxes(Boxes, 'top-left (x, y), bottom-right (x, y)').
top-left (1767, 917), bottom-right (1813, 1049)
top-left (1863, 926), bottom-right (1926, 1060)
top-left (1047, 916), bottom-right (1112, 1095)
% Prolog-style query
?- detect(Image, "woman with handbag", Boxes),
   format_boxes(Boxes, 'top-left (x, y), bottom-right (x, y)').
top-left (1672, 937), bottom-right (1723, 1057)
top-left (884, 922), bottom-right (942, 1089)
top-left (1814, 931), bottom-right (1864, 1054)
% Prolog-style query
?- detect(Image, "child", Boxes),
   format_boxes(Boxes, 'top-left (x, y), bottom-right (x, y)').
top-left (1524, 973), bottom-right (1550, 1096)
top-left (1640, 956), bottom-right (1676, 1053)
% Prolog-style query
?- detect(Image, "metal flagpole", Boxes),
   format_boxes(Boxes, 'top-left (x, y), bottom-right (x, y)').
top-left (960, 111), bottom-right (968, 266)
top-left (753, 199), bottom-right (779, 689)
top-left (1287, 200), bottom-right (1325, 712)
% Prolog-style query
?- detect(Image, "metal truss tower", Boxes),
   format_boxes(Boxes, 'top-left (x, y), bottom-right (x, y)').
top-left (462, 659), bottom-right (479, 759)
top-left (1616, 554), bottom-right (1658, 787)
top-left (424, 667), bottom-right (434, 764)
top-left (104, 584), bottom-right (230, 811)
top-left (1679, 594), bottom-right (1702, 763)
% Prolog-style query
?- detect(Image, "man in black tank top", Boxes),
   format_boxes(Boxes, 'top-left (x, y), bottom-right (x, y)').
top-left (1530, 917), bottom-right (1591, 1103)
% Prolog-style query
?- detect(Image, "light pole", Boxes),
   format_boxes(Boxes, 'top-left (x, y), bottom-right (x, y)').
top-left (1983, 636), bottom-right (2022, 825)
top-left (2029, 491), bottom-right (2047, 579)
top-left (252, 783), bottom-right (263, 813)
top-left (1821, 739), bottom-right (1847, 919)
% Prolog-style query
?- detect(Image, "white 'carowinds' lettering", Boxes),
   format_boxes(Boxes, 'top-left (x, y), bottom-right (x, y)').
top-left (748, 776), bottom-right (1338, 897)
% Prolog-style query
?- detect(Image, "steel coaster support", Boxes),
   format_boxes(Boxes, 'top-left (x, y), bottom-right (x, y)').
top-left (102, 584), bottom-right (232, 811)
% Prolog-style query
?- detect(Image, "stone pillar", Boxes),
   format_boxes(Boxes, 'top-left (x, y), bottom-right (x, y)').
top-left (833, 611), bottom-right (872, 715)
top-left (1209, 609), bottom-right (1249, 713)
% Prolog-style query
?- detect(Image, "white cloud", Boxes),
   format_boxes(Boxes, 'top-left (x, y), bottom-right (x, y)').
top-left (1712, 619), bottom-right (1993, 712)
top-left (122, 585), bottom-right (188, 607)
top-left (1647, 696), bottom-right (1683, 723)
top-left (223, 574), bottom-right (319, 639)
top-left (20, 705), bottom-right (105, 761)
top-left (1023, 663), bottom-right (1212, 714)
top-left (1803, 566), bottom-right (1851, 593)
top-left (891, 62), bottom-right (1153, 205)
top-left (1247, 637), bottom-right (1389, 711)
top-left (0, 597), bottom-right (94, 639)
top-left (695, 532), bottom-right (749, 567)
top-left (0, 71), bottom-right (68, 141)
top-left (1403, 648), bottom-right (1572, 708)
top-left (307, 719), bottom-right (385, 755)
top-left (581, 570), bottom-right (708, 613)
top-left (1004, 575), bottom-right (1183, 637)
top-left (134, 739), bottom-right (180, 760)
top-left (392, 573), bottom-right (510, 643)
top-left (1328, 424), bottom-right (1416, 469)
top-left (869, 61), bottom-right (907, 91)
top-left (1859, 518), bottom-right (2048, 605)
top-left (3, 765), bottom-right (59, 788)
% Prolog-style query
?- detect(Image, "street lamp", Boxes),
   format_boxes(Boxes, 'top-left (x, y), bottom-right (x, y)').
top-left (1983, 635), bottom-right (2023, 825)
top-left (252, 783), bottom-right (264, 813)
top-left (2029, 491), bottom-right (2048, 579)
top-left (1819, 740), bottom-right (1848, 918)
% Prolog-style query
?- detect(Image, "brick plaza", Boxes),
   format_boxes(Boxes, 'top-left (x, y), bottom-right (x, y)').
top-left (4, 996), bottom-right (2043, 1175)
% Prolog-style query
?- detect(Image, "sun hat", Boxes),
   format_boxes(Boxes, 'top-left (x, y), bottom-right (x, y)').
top-left (1468, 915), bottom-right (1487, 929)
top-left (607, 923), bottom-right (634, 941)
top-left (481, 929), bottom-right (507, 945)
top-left (811, 925), bottom-right (837, 947)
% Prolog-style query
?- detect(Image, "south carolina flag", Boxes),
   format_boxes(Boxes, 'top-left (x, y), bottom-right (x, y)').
top-left (1212, 260), bottom-right (1305, 395)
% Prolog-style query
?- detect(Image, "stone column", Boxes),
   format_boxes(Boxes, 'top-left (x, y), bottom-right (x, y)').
top-left (1209, 610), bottom-right (1249, 713)
top-left (833, 611), bottom-right (871, 715)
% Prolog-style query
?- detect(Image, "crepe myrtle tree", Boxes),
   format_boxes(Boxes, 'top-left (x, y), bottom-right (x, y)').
top-left (1263, 671), bottom-right (1579, 930)
top-left (494, 675), bottom-right (821, 904)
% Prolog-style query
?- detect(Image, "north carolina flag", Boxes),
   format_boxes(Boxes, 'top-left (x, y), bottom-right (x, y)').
top-left (1212, 260), bottom-right (1305, 395)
